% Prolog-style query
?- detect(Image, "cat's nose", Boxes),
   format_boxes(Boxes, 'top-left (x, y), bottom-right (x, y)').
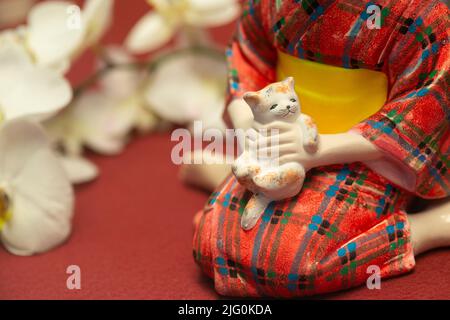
top-left (287, 105), bottom-right (291, 110)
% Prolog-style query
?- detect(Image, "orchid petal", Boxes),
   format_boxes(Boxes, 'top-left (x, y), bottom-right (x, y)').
top-left (82, 0), bottom-right (114, 46)
top-left (0, 42), bottom-right (72, 122)
top-left (145, 53), bottom-right (226, 126)
top-left (58, 154), bottom-right (99, 184)
top-left (0, 120), bottom-right (73, 256)
top-left (72, 91), bottom-right (136, 155)
top-left (187, 0), bottom-right (237, 13)
top-left (125, 11), bottom-right (175, 54)
top-left (185, 4), bottom-right (241, 27)
top-left (27, 1), bottom-right (84, 67)
top-left (99, 46), bottom-right (143, 99)
top-left (0, 35), bottom-right (32, 67)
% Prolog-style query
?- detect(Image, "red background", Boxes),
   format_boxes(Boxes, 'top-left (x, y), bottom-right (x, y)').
top-left (0, 0), bottom-right (449, 299)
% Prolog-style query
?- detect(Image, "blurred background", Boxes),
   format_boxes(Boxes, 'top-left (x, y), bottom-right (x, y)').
top-left (0, 0), bottom-right (449, 299)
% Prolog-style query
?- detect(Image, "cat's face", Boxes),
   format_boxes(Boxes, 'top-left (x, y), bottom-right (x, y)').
top-left (243, 77), bottom-right (300, 124)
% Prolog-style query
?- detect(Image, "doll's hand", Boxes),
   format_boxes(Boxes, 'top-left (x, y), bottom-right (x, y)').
top-left (252, 121), bottom-right (318, 171)
top-left (253, 122), bottom-right (385, 172)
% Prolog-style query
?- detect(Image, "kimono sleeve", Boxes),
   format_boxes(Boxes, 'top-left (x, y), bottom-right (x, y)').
top-left (352, 2), bottom-right (449, 198)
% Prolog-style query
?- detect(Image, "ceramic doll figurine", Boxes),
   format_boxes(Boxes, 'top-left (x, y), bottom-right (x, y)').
top-left (232, 77), bottom-right (319, 230)
top-left (186, 0), bottom-right (449, 297)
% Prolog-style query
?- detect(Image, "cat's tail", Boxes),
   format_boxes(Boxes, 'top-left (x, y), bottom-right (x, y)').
top-left (241, 193), bottom-right (272, 230)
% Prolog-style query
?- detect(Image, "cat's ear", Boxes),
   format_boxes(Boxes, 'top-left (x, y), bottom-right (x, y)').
top-left (243, 92), bottom-right (261, 109)
top-left (283, 77), bottom-right (295, 90)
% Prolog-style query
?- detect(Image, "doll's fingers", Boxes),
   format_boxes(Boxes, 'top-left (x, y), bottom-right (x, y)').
top-left (252, 121), bottom-right (291, 133)
top-left (278, 154), bottom-right (299, 165)
top-left (246, 128), bottom-right (259, 140)
top-left (256, 131), bottom-right (295, 142)
top-left (277, 131), bottom-right (299, 143)
top-left (262, 137), bottom-right (298, 151)
top-left (258, 143), bottom-right (298, 156)
top-left (246, 140), bottom-right (258, 151)
top-left (277, 143), bottom-right (299, 156)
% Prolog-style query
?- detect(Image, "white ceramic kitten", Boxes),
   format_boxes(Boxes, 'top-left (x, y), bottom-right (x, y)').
top-left (232, 77), bottom-right (319, 230)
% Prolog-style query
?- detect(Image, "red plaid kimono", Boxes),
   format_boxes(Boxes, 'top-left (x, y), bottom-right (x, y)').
top-left (194, 0), bottom-right (449, 297)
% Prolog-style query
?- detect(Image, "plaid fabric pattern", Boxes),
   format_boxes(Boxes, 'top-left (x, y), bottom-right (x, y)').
top-left (193, 163), bottom-right (415, 297)
top-left (195, 0), bottom-right (449, 297)
top-left (224, 0), bottom-right (449, 198)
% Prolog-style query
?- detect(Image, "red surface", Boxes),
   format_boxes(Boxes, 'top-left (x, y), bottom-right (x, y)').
top-left (0, 1), bottom-right (449, 300)
top-left (1, 133), bottom-right (449, 300)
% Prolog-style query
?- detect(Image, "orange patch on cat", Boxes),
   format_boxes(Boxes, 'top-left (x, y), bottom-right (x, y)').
top-left (282, 169), bottom-right (302, 184)
top-left (275, 84), bottom-right (289, 94)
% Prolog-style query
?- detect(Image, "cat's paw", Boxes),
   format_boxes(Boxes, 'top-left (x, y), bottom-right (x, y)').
top-left (303, 134), bottom-right (319, 153)
top-left (253, 171), bottom-right (278, 191)
top-left (300, 114), bottom-right (319, 154)
top-left (253, 164), bottom-right (304, 191)
top-left (232, 163), bottom-right (261, 183)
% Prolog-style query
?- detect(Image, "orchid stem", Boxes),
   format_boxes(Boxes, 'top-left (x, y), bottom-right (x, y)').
top-left (73, 45), bottom-right (225, 98)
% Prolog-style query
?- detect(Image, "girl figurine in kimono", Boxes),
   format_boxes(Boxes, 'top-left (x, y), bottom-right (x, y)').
top-left (185, 0), bottom-right (449, 297)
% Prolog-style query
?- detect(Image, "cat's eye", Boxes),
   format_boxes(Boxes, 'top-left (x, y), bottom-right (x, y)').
top-left (290, 98), bottom-right (296, 102)
top-left (270, 104), bottom-right (278, 110)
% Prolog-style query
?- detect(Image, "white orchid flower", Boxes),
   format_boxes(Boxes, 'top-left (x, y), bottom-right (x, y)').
top-left (0, 0), bottom-right (35, 28)
top-left (56, 154), bottom-right (99, 185)
top-left (72, 91), bottom-right (138, 155)
top-left (45, 46), bottom-right (162, 184)
top-left (0, 120), bottom-right (74, 256)
top-left (99, 47), bottom-right (144, 100)
top-left (82, 0), bottom-right (114, 47)
top-left (45, 87), bottom-right (147, 184)
top-left (125, 0), bottom-right (240, 53)
top-left (0, 35), bottom-right (72, 122)
top-left (45, 90), bottom-right (137, 184)
top-left (145, 51), bottom-right (226, 132)
top-left (99, 46), bottom-right (161, 133)
top-left (46, 45), bottom-right (160, 168)
top-left (27, 0), bottom-right (114, 71)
